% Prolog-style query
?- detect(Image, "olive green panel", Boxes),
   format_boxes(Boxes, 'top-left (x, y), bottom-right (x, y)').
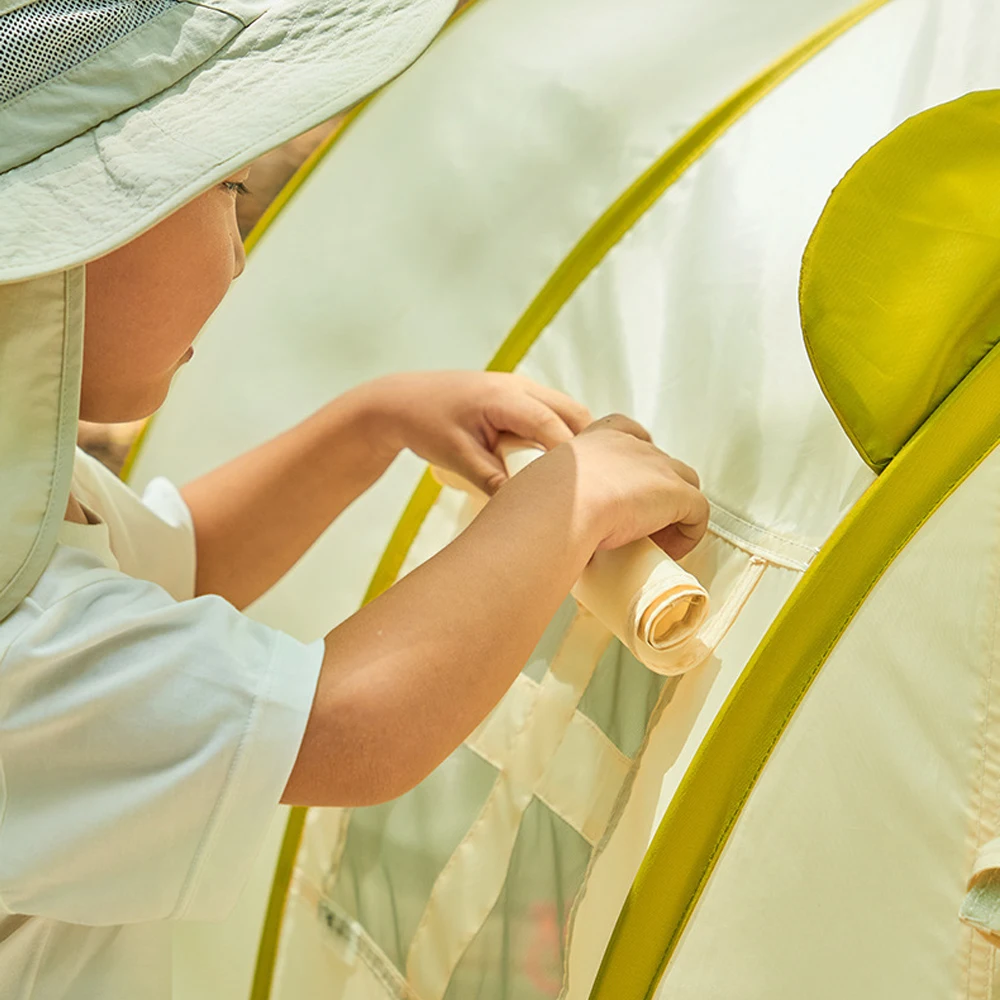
top-left (801, 90), bottom-right (1000, 472)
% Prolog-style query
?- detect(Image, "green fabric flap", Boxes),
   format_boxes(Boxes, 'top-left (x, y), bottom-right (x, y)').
top-left (801, 90), bottom-right (1000, 472)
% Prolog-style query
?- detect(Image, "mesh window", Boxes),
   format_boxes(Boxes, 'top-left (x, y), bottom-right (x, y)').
top-left (322, 745), bottom-right (498, 970)
top-left (319, 598), bottom-right (585, 971)
top-left (576, 638), bottom-right (676, 759)
top-left (443, 798), bottom-right (592, 1000)
top-left (0, 0), bottom-right (178, 105)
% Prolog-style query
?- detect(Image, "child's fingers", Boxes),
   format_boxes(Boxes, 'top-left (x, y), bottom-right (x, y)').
top-left (649, 485), bottom-right (710, 558)
top-left (524, 383), bottom-right (593, 434)
top-left (487, 394), bottom-right (575, 451)
top-left (453, 440), bottom-right (509, 495)
top-left (667, 457), bottom-right (701, 490)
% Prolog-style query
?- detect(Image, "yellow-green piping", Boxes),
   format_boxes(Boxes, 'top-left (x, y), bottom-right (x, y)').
top-left (247, 806), bottom-right (308, 1000)
top-left (483, 0), bottom-right (894, 374)
top-left (361, 469), bottom-right (443, 605)
top-left (589, 350), bottom-right (1000, 1000)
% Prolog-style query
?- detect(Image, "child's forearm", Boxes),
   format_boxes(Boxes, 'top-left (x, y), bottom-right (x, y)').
top-left (283, 446), bottom-right (602, 806)
top-left (181, 372), bottom-right (592, 609)
top-left (182, 387), bottom-right (398, 609)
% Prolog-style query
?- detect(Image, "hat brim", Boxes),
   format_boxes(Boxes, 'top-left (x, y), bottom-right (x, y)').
top-left (0, 0), bottom-right (457, 283)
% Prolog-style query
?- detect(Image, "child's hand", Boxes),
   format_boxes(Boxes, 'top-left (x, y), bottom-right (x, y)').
top-left (367, 371), bottom-right (592, 494)
top-left (536, 413), bottom-right (708, 559)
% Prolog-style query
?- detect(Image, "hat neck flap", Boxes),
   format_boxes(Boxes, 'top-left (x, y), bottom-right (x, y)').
top-left (0, 268), bottom-right (84, 621)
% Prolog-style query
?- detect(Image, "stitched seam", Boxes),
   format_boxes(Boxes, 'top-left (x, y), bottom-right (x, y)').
top-left (698, 556), bottom-right (767, 649)
top-left (571, 711), bottom-right (632, 773)
top-left (705, 520), bottom-right (810, 572)
top-left (466, 738), bottom-right (610, 849)
top-left (707, 499), bottom-right (819, 560)
top-left (318, 897), bottom-right (422, 999)
top-left (11, 567), bottom-right (160, 617)
top-left (180, 0), bottom-right (248, 26)
top-left (963, 481), bottom-right (1000, 998)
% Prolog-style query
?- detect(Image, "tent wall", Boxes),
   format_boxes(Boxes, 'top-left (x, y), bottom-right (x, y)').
top-left (121, 0), bottom-right (1000, 997)
top-left (127, 0), bottom-right (876, 639)
top-left (655, 437), bottom-right (1000, 999)
top-left (128, 2), bottom-right (874, 993)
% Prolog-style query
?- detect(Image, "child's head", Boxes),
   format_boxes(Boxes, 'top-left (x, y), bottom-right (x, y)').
top-left (80, 167), bottom-right (251, 424)
top-left (0, 0), bottom-right (455, 619)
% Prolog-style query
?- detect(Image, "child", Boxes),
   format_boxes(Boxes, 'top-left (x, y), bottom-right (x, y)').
top-left (0, 0), bottom-right (708, 996)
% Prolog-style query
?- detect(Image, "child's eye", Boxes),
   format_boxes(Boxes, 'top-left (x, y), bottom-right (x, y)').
top-left (222, 180), bottom-right (251, 196)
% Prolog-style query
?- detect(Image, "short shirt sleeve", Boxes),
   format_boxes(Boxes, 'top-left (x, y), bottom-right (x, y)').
top-left (0, 547), bottom-right (324, 925)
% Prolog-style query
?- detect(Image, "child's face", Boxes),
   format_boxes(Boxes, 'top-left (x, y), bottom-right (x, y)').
top-left (80, 168), bottom-right (251, 422)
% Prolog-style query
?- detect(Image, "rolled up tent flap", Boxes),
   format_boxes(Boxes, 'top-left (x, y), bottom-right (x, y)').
top-left (433, 437), bottom-right (711, 674)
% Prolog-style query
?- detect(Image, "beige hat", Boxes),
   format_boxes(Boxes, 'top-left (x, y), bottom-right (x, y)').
top-left (0, 0), bottom-right (456, 619)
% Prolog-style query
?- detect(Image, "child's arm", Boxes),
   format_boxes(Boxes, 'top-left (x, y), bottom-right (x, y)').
top-left (282, 415), bottom-right (708, 807)
top-left (182, 372), bottom-right (591, 609)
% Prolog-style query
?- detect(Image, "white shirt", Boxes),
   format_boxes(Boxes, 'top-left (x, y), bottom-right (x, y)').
top-left (0, 450), bottom-right (324, 999)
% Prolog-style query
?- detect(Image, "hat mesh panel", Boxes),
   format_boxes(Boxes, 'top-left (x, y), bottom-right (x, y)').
top-left (0, 0), bottom-right (177, 105)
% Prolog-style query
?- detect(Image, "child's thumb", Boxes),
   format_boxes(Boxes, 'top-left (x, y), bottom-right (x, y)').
top-left (455, 442), bottom-right (509, 496)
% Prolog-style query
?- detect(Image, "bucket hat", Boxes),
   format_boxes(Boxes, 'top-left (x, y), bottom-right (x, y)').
top-left (0, 0), bottom-right (456, 619)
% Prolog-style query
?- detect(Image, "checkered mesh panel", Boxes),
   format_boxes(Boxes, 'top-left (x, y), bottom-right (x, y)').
top-left (0, 0), bottom-right (178, 104)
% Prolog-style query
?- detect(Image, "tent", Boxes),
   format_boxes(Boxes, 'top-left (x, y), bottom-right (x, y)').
top-left (127, 0), bottom-right (1000, 996)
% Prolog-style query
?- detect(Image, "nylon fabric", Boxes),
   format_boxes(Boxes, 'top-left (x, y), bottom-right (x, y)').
top-left (801, 90), bottom-right (1000, 471)
top-left (0, 0), bottom-right (178, 103)
top-left (405, 610), bottom-right (611, 999)
top-left (0, 0), bottom-right (254, 175)
top-left (653, 436), bottom-right (1000, 999)
top-left (592, 351), bottom-right (1000, 1000)
top-left (592, 95), bottom-right (1000, 1000)
top-left (302, 603), bottom-right (667, 999)
top-left (322, 746), bottom-right (497, 972)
